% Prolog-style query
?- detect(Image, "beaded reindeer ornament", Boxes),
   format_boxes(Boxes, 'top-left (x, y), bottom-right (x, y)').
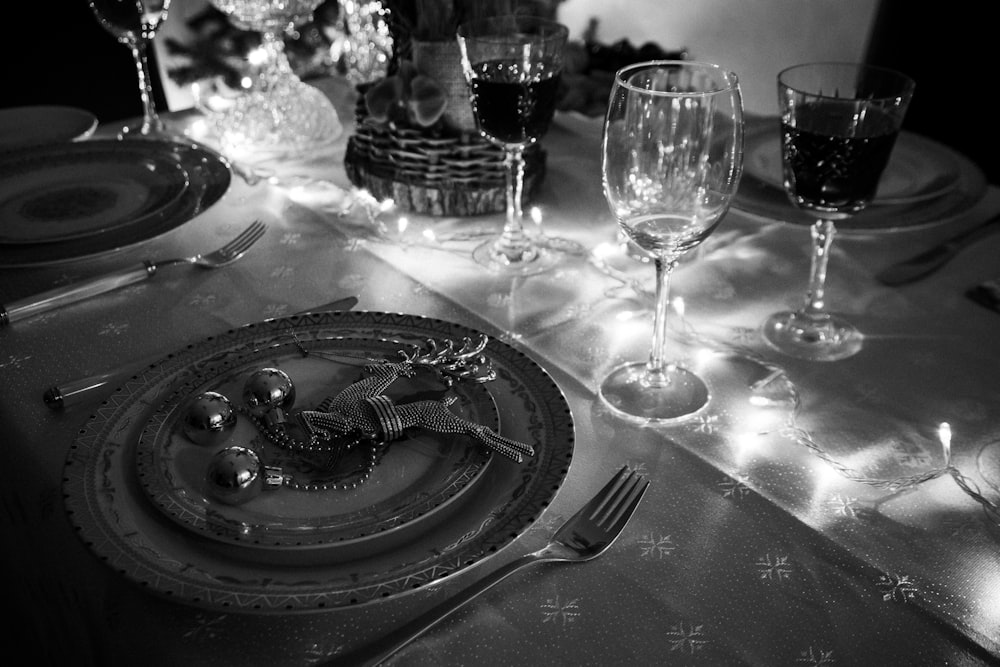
top-left (191, 334), bottom-right (534, 505)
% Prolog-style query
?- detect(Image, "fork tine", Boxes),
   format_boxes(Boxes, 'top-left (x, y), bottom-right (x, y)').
top-left (222, 221), bottom-right (266, 258)
top-left (234, 220), bottom-right (266, 248)
top-left (585, 466), bottom-right (630, 520)
top-left (591, 468), bottom-right (642, 526)
top-left (603, 475), bottom-right (648, 534)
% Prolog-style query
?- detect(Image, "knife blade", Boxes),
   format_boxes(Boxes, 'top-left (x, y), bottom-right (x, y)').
top-left (42, 296), bottom-right (359, 409)
top-left (876, 212), bottom-right (1000, 286)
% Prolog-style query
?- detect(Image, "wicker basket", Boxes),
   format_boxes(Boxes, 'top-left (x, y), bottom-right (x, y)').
top-left (343, 86), bottom-right (546, 217)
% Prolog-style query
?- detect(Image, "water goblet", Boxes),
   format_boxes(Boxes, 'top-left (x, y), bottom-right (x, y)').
top-left (206, 0), bottom-right (342, 156)
top-left (457, 15), bottom-right (568, 276)
top-left (601, 60), bottom-right (744, 423)
top-left (87, 0), bottom-right (171, 138)
top-left (761, 62), bottom-right (915, 361)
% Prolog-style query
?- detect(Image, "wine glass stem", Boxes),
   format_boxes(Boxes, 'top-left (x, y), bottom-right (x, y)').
top-left (257, 30), bottom-right (295, 93)
top-left (646, 255), bottom-right (679, 387)
top-left (131, 38), bottom-right (164, 135)
top-left (802, 219), bottom-right (836, 316)
top-left (493, 146), bottom-right (533, 262)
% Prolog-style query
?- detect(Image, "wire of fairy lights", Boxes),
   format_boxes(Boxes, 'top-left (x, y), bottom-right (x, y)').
top-left (676, 326), bottom-right (1000, 530)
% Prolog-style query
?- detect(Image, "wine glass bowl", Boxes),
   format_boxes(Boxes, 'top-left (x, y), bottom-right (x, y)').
top-left (600, 60), bottom-right (744, 423)
top-left (88, 0), bottom-right (171, 138)
top-left (206, 0), bottom-right (342, 157)
top-left (457, 15), bottom-right (568, 275)
top-left (762, 62), bottom-right (915, 361)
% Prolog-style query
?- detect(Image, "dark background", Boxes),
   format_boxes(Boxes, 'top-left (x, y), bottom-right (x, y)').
top-left (3, 0), bottom-right (169, 124)
top-left (3, 0), bottom-right (995, 185)
top-left (865, 0), bottom-right (997, 184)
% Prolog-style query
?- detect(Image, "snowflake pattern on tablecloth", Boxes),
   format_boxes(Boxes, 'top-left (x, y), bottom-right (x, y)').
top-left (270, 265), bottom-right (295, 280)
top-left (718, 475), bottom-right (752, 501)
top-left (189, 293), bottom-right (217, 307)
top-left (891, 441), bottom-right (932, 468)
top-left (486, 293), bottom-right (511, 309)
top-left (638, 532), bottom-right (676, 558)
top-left (855, 382), bottom-right (888, 404)
top-left (0, 353), bottom-right (31, 370)
top-left (344, 237), bottom-right (367, 252)
top-left (280, 231), bottom-right (301, 245)
top-left (666, 621), bottom-right (708, 655)
top-left (692, 413), bottom-right (720, 434)
top-left (827, 494), bottom-right (861, 518)
top-left (98, 321), bottom-right (129, 336)
top-left (796, 646), bottom-right (835, 665)
top-left (626, 460), bottom-right (649, 476)
top-left (303, 639), bottom-right (345, 664)
top-left (946, 517), bottom-right (984, 540)
top-left (876, 573), bottom-right (919, 603)
top-left (182, 613), bottom-right (226, 640)
top-left (263, 303), bottom-right (290, 318)
top-left (541, 595), bottom-right (580, 626)
top-left (756, 553), bottom-right (793, 582)
top-left (337, 273), bottom-right (365, 291)
top-left (526, 512), bottom-right (562, 535)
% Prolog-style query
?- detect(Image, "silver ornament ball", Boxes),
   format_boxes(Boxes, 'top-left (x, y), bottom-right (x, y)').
top-left (182, 391), bottom-right (237, 446)
top-left (243, 367), bottom-right (296, 418)
top-left (205, 445), bottom-right (264, 505)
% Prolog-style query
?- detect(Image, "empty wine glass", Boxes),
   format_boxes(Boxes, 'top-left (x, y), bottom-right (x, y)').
top-left (457, 15), bottom-right (568, 276)
top-left (762, 62), bottom-right (915, 361)
top-left (206, 0), bottom-right (342, 156)
top-left (601, 60), bottom-right (744, 423)
top-left (88, 0), bottom-right (171, 138)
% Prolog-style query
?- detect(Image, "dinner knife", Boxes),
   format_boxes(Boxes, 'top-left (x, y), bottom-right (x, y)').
top-left (875, 212), bottom-right (1000, 286)
top-left (42, 295), bottom-right (359, 409)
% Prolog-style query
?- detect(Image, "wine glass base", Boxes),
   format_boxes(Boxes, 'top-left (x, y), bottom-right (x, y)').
top-left (599, 362), bottom-right (710, 424)
top-left (472, 239), bottom-right (558, 276)
top-left (762, 311), bottom-right (863, 361)
top-left (209, 80), bottom-right (343, 159)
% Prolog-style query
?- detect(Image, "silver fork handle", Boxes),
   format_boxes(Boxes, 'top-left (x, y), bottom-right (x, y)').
top-left (336, 551), bottom-right (557, 666)
top-left (1, 262), bottom-right (155, 326)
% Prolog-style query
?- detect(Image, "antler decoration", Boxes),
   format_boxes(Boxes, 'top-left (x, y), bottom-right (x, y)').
top-left (298, 341), bottom-right (534, 463)
top-left (396, 335), bottom-right (496, 385)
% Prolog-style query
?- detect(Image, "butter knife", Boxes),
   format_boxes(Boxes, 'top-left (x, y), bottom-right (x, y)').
top-left (42, 296), bottom-right (359, 409)
top-left (876, 212), bottom-right (1000, 286)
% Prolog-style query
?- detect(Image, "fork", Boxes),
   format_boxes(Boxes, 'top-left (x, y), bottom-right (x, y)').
top-left (0, 220), bottom-right (267, 326)
top-left (332, 466), bottom-right (649, 667)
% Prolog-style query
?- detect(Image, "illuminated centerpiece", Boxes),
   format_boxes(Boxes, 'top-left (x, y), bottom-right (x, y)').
top-left (343, 0), bottom-right (546, 216)
top-left (206, 0), bottom-right (344, 157)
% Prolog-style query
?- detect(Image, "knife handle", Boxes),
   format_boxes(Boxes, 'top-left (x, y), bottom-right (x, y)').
top-left (41, 295), bottom-right (360, 409)
top-left (0, 263), bottom-right (154, 326)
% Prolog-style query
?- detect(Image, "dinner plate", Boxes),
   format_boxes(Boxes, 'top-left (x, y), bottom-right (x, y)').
top-left (63, 311), bottom-right (575, 613)
top-left (0, 105), bottom-right (98, 149)
top-left (734, 117), bottom-right (988, 233)
top-left (0, 138), bottom-right (232, 267)
top-left (0, 142), bottom-right (189, 244)
top-left (136, 335), bottom-right (497, 559)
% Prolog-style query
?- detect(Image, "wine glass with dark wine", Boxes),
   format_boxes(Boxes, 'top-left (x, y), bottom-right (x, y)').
top-left (601, 60), bottom-right (744, 423)
top-left (761, 62), bottom-right (915, 361)
top-left (88, 0), bottom-right (171, 138)
top-left (457, 15), bottom-right (568, 276)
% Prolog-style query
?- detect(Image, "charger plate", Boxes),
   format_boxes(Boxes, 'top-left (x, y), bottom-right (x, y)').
top-left (734, 117), bottom-right (988, 233)
top-left (0, 138), bottom-right (232, 266)
top-left (63, 311), bottom-right (575, 613)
